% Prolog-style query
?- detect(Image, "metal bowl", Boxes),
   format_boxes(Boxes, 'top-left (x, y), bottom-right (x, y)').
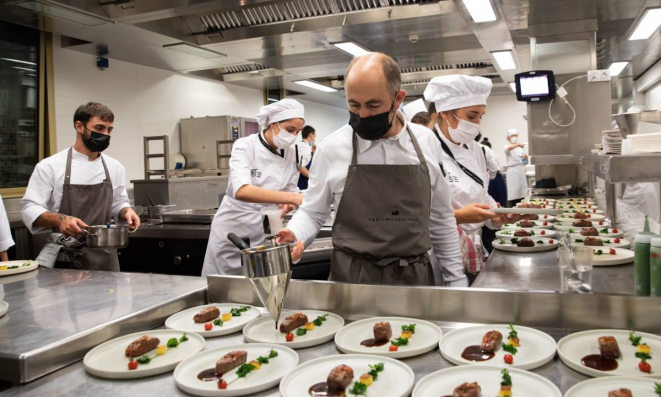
top-left (84, 224), bottom-right (138, 249)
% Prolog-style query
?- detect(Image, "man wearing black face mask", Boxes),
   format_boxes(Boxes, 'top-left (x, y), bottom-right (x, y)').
top-left (21, 102), bottom-right (140, 271)
top-left (278, 53), bottom-right (466, 287)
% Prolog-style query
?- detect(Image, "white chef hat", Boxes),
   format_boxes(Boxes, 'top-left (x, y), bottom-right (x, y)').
top-left (255, 98), bottom-right (305, 130)
top-left (507, 128), bottom-right (519, 137)
top-left (423, 75), bottom-right (492, 112)
top-left (402, 99), bottom-right (428, 122)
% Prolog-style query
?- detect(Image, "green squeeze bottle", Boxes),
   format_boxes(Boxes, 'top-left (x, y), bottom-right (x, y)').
top-left (651, 235), bottom-right (661, 297)
top-left (634, 216), bottom-right (655, 296)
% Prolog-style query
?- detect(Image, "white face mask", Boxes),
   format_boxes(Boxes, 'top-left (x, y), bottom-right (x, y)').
top-left (272, 123), bottom-right (297, 149)
top-left (510, 136), bottom-right (519, 144)
top-left (446, 112), bottom-right (481, 144)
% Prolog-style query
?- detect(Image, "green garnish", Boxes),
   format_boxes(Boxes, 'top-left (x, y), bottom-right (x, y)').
top-left (349, 381), bottom-right (368, 395)
top-left (229, 306), bottom-right (251, 317)
top-left (268, 349), bottom-right (278, 358)
top-left (600, 228), bottom-right (609, 233)
top-left (510, 238), bottom-right (519, 244)
top-left (575, 239), bottom-right (584, 243)
top-left (368, 363), bottom-right (384, 380)
top-left (235, 363), bottom-right (256, 378)
top-left (129, 333), bottom-right (188, 366)
top-left (630, 331), bottom-right (642, 346)
top-left (256, 349), bottom-right (278, 365)
top-left (501, 368), bottom-right (512, 386)
top-left (502, 343), bottom-right (518, 355)
top-left (654, 382), bottom-right (661, 396)
top-left (499, 239), bottom-right (507, 244)
top-left (136, 355), bottom-right (151, 364)
top-left (604, 239), bottom-right (612, 244)
top-left (536, 240), bottom-right (544, 244)
top-left (636, 352), bottom-right (652, 362)
top-left (530, 230), bottom-right (536, 236)
top-left (507, 324), bottom-right (518, 339)
top-left (595, 250), bottom-right (603, 256)
top-left (179, 333), bottom-right (188, 342)
top-left (401, 324), bottom-right (416, 334)
top-left (213, 318), bottom-right (223, 327)
top-left (296, 328), bottom-right (307, 336)
top-left (167, 337), bottom-right (179, 348)
top-left (313, 314), bottom-right (328, 326)
top-left (391, 337), bottom-right (409, 347)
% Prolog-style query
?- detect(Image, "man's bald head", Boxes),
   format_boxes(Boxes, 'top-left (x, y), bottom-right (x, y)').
top-left (345, 53), bottom-right (402, 96)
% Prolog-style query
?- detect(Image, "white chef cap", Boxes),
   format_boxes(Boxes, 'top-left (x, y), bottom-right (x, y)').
top-left (255, 98), bottom-right (305, 130)
top-left (402, 99), bottom-right (428, 122)
top-left (507, 128), bottom-right (519, 137)
top-left (423, 75), bottom-right (492, 113)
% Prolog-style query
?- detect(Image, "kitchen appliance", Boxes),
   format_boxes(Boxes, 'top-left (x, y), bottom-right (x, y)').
top-left (131, 176), bottom-right (228, 210)
top-left (613, 110), bottom-right (661, 138)
top-left (84, 224), bottom-right (137, 249)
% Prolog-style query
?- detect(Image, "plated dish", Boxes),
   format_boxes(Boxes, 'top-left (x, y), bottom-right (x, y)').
top-left (493, 237), bottom-right (559, 253)
top-left (564, 377), bottom-right (661, 397)
top-left (502, 220), bottom-right (553, 229)
top-left (166, 304), bottom-right (261, 337)
top-left (0, 260), bottom-right (37, 277)
top-left (557, 213), bottom-right (607, 222)
top-left (243, 310), bottom-right (344, 349)
top-left (496, 228), bottom-right (556, 239)
top-left (570, 237), bottom-right (631, 249)
top-left (589, 248), bottom-right (635, 266)
top-left (569, 226), bottom-right (624, 238)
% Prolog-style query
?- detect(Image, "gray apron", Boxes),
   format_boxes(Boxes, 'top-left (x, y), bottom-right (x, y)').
top-left (56, 147), bottom-right (119, 272)
top-left (330, 126), bottom-right (434, 285)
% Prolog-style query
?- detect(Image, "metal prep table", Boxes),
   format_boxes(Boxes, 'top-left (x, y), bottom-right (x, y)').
top-left (472, 249), bottom-right (634, 294)
top-left (3, 275), bottom-right (661, 396)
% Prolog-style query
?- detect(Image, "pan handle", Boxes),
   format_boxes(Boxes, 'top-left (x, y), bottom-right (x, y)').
top-left (128, 225), bottom-right (139, 233)
top-left (82, 228), bottom-right (98, 237)
top-left (227, 233), bottom-right (250, 250)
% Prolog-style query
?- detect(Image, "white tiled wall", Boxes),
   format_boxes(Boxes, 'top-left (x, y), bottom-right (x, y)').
top-left (479, 94), bottom-right (530, 167)
top-left (52, 36), bottom-right (348, 186)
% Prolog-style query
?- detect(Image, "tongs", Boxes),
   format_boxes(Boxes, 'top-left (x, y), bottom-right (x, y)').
top-left (562, 232), bottom-right (592, 293)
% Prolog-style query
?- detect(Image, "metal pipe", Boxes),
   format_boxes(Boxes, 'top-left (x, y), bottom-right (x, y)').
top-left (587, 172), bottom-right (595, 197)
top-left (605, 182), bottom-right (618, 226)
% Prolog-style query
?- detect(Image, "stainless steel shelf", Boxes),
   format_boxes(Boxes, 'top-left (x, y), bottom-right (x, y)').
top-left (530, 153), bottom-right (661, 183)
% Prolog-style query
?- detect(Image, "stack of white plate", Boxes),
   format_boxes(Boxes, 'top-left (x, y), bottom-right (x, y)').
top-left (602, 129), bottom-right (622, 154)
top-left (630, 132), bottom-right (661, 154)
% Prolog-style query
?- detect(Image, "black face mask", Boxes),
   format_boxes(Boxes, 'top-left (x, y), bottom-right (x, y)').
top-left (348, 95), bottom-right (397, 141)
top-left (82, 127), bottom-right (111, 152)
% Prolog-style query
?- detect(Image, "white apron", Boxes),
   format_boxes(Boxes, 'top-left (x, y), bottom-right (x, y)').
top-left (505, 146), bottom-right (528, 201)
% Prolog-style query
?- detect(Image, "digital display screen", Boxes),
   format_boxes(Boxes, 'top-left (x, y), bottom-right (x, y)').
top-left (519, 75), bottom-right (550, 97)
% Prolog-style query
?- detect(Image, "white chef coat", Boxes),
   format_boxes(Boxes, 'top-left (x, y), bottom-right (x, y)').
top-left (286, 113), bottom-right (465, 285)
top-left (482, 144), bottom-right (500, 180)
top-left (0, 195), bottom-right (15, 253)
top-left (504, 143), bottom-right (528, 201)
top-left (202, 131), bottom-right (300, 276)
top-left (296, 140), bottom-right (312, 168)
top-left (20, 147), bottom-right (131, 234)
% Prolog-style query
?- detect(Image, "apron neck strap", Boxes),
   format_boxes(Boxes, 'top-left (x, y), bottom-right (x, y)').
top-left (351, 124), bottom-right (427, 166)
top-left (65, 147), bottom-right (112, 186)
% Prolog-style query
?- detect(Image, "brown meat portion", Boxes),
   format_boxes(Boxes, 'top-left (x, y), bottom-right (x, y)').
top-left (573, 220), bottom-right (593, 227)
top-left (513, 229), bottom-right (530, 237)
top-left (580, 227), bottom-right (599, 237)
top-left (519, 203), bottom-right (541, 209)
top-left (528, 214), bottom-right (540, 220)
top-left (480, 330), bottom-right (503, 353)
top-left (516, 238), bottom-right (535, 248)
top-left (574, 213), bottom-right (588, 220)
top-left (599, 336), bottom-right (621, 359)
top-left (373, 322), bottom-right (392, 342)
top-left (584, 237), bottom-right (604, 247)
top-left (327, 364), bottom-right (354, 390)
top-left (453, 382), bottom-right (482, 397)
top-left (216, 351), bottom-right (247, 374)
top-left (608, 389), bottom-right (633, 397)
top-left (279, 313), bottom-right (308, 333)
top-left (519, 220), bottom-right (535, 228)
top-left (125, 335), bottom-right (160, 358)
top-left (194, 306), bottom-right (220, 323)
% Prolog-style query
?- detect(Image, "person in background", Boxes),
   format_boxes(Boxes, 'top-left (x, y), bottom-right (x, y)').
top-left (481, 137), bottom-right (492, 148)
top-left (0, 195), bottom-right (15, 261)
top-left (297, 125), bottom-right (316, 190)
top-left (411, 111), bottom-right (431, 128)
top-left (504, 128), bottom-right (529, 207)
top-left (21, 102), bottom-right (139, 271)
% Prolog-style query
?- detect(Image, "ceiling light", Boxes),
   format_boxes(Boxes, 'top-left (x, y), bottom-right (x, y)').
top-left (12, 66), bottom-right (37, 72)
top-left (491, 50), bottom-right (517, 70)
top-left (608, 62), bottom-right (629, 77)
top-left (163, 43), bottom-right (226, 59)
top-left (293, 80), bottom-right (337, 93)
top-left (462, 0), bottom-right (497, 23)
top-left (9, 0), bottom-right (114, 27)
top-left (0, 58), bottom-right (36, 66)
top-left (509, 82), bottom-right (516, 92)
top-left (332, 42), bottom-right (371, 57)
top-left (629, 8), bottom-right (661, 41)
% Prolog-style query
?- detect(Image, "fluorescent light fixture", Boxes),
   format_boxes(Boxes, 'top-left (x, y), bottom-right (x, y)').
top-left (0, 58), bottom-right (36, 65)
top-left (608, 62), bottom-right (629, 77)
top-left (509, 82), bottom-right (516, 92)
top-left (9, 0), bottom-right (114, 27)
top-left (12, 66), bottom-right (37, 72)
top-left (629, 8), bottom-right (661, 41)
top-left (26, 74), bottom-right (37, 77)
top-left (462, 0), bottom-right (497, 23)
top-left (163, 42), bottom-right (226, 59)
top-left (293, 80), bottom-right (337, 93)
top-left (332, 42), bottom-right (370, 57)
top-left (491, 50), bottom-right (517, 70)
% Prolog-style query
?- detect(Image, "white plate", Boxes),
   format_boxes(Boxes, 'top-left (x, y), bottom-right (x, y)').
top-left (84, 330), bottom-right (205, 379)
top-left (412, 366), bottom-right (562, 397)
top-left (439, 324), bottom-right (557, 370)
top-left (557, 214), bottom-right (607, 222)
top-left (554, 221), bottom-right (610, 231)
top-left (280, 354), bottom-right (414, 397)
top-left (334, 317), bottom-right (442, 359)
top-left (243, 310), bottom-right (343, 349)
top-left (492, 208), bottom-right (562, 215)
top-left (570, 237), bottom-right (631, 249)
top-left (562, 208), bottom-right (604, 214)
top-left (557, 204), bottom-right (599, 209)
top-left (570, 229), bottom-right (624, 238)
top-left (565, 376), bottom-right (661, 397)
top-left (166, 304), bottom-right (261, 338)
top-left (0, 301), bottom-right (7, 317)
top-left (174, 343), bottom-right (298, 397)
top-left (502, 221), bottom-right (553, 229)
top-left (0, 260), bottom-right (38, 277)
top-left (496, 229), bottom-right (556, 239)
top-left (557, 329), bottom-right (661, 378)
top-left (493, 237), bottom-right (559, 253)
top-left (557, 199), bottom-right (595, 204)
top-left (523, 198), bottom-right (557, 203)
top-left (589, 248), bottom-right (634, 266)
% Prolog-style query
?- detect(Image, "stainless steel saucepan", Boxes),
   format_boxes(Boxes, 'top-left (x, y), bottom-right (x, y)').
top-left (83, 224), bottom-right (138, 249)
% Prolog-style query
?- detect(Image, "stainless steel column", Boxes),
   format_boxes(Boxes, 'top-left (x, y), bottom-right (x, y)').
top-left (587, 172), bottom-right (596, 197)
top-left (605, 182), bottom-right (619, 226)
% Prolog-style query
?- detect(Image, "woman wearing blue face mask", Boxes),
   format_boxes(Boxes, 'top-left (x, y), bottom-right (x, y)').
top-left (201, 99), bottom-right (306, 276)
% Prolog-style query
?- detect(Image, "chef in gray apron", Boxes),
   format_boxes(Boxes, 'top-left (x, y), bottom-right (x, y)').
top-left (279, 53), bottom-right (466, 286)
top-left (21, 102), bottom-right (139, 271)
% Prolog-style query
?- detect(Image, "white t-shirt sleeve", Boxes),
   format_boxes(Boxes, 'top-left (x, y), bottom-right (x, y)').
top-left (20, 162), bottom-right (53, 234)
top-left (226, 139), bottom-right (254, 198)
top-left (111, 164), bottom-right (131, 219)
top-left (0, 196), bottom-right (15, 252)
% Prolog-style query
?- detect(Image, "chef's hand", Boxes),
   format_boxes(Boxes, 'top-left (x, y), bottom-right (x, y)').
top-left (120, 207), bottom-right (141, 230)
top-left (290, 240), bottom-right (305, 263)
top-left (455, 203), bottom-right (497, 224)
top-left (278, 204), bottom-right (296, 219)
top-left (58, 214), bottom-right (88, 236)
top-left (291, 192), bottom-right (304, 207)
top-left (276, 228), bottom-right (296, 244)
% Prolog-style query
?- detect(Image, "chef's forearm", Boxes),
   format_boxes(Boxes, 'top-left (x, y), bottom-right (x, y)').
top-left (0, 251), bottom-right (7, 262)
top-left (33, 212), bottom-right (64, 228)
top-left (300, 166), bottom-right (309, 178)
top-left (235, 185), bottom-right (301, 205)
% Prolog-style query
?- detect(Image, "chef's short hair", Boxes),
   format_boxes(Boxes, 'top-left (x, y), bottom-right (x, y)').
top-left (345, 53), bottom-right (401, 97)
top-left (411, 112), bottom-right (430, 126)
top-left (74, 102), bottom-right (114, 126)
top-left (427, 102), bottom-right (436, 115)
top-left (302, 126), bottom-right (316, 139)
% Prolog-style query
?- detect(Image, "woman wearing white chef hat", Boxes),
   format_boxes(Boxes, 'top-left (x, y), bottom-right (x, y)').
top-left (424, 75), bottom-right (520, 282)
top-left (504, 128), bottom-right (529, 207)
top-left (202, 99), bottom-right (305, 276)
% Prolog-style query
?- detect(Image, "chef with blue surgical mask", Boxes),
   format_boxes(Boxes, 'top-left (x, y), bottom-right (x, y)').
top-left (202, 98), bottom-right (306, 276)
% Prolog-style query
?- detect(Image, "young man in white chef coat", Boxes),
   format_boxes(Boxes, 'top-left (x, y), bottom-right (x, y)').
top-left (21, 102), bottom-right (140, 271)
top-left (278, 53), bottom-right (466, 287)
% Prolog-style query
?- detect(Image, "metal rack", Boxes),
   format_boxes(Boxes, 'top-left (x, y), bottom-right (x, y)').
top-left (143, 135), bottom-right (170, 179)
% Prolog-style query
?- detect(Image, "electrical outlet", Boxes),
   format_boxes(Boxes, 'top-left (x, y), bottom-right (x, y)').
top-left (587, 69), bottom-right (611, 82)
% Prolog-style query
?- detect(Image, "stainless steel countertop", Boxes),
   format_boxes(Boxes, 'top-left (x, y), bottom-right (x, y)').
top-left (130, 223), bottom-right (333, 240)
top-left (473, 249), bottom-right (634, 294)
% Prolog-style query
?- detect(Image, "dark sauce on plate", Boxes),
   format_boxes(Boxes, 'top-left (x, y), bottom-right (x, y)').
top-left (197, 368), bottom-right (222, 381)
top-left (309, 382), bottom-right (344, 396)
top-left (360, 338), bottom-right (389, 347)
top-left (581, 354), bottom-right (618, 371)
top-left (461, 345), bottom-right (495, 362)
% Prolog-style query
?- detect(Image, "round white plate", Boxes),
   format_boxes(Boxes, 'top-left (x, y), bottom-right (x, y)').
top-left (0, 301), bottom-right (7, 317)
top-left (554, 221), bottom-right (610, 231)
top-left (412, 365), bottom-right (562, 397)
top-left (243, 310), bottom-right (343, 349)
top-left (570, 229), bottom-right (624, 238)
top-left (166, 304), bottom-right (260, 338)
top-left (557, 329), bottom-right (661, 378)
top-left (496, 229), bottom-right (556, 239)
top-left (589, 248), bottom-right (634, 266)
top-left (565, 376), bottom-right (661, 397)
top-left (493, 208), bottom-right (562, 216)
top-left (84, 330), bottom-right (205, 379)
top-left (562, 209), bottom-right (604, 214)
top-left (557, 214), bottom-right (607, 222)
top-left (557, 204), bottom-right (599, 210)
top-left (438, 324), bottom-right (557, 370)
top-left (280, 354), bottom-right (414, 397)
top-left (557, 199), bottom-right (595, 204)
top-left (334, 317), bottom-right (442, 359)
top-left (570, 237), bottom-right (631, 249)
top-left (523, 198), bottom-right (556, 203)
top-left (502, 221), bottom-right (553, 229)
top-left (493, 237), bottom-right (559, 253)
top-left (174, 343), bottom-right (298, 397)
top-left (0, 260), bottom-right (38, 277)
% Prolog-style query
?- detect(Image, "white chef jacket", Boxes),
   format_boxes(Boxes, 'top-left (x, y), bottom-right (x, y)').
top-left (295, 140), bottom-right (312, 169)
top-left (437, 128), bottom-right (498, 235)
top-left (482, 144), bottom-right (500, 180)
top-left (20, 146), bottom-right (131, 234)
top-left (504, 144), bottom-right (526, 167)
top-left (0, 195), bottom-right (15, 253)
top-left (287, 112), bottom-right (465, 284)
